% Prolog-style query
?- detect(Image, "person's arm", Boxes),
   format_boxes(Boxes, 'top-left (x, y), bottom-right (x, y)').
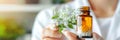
top-left (31, 8), bottom-right (54, 40)
top-left (116, 26), bottom-right (120, 40)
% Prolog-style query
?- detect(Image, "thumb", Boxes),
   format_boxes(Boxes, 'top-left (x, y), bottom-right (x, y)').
top-left (62, 29), bottom-right (78, 40)
top-left (93, 32), bottom-right (104, 40)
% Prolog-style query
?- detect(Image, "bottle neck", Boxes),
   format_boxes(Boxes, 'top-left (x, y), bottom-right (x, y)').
top-left (81, 11), bottom-right (90, 15)
top-left (80, 6), bottom-right (90, 15)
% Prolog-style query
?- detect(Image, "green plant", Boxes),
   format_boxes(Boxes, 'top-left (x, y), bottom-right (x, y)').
top-left (52, 7), bottom-right (79, 32)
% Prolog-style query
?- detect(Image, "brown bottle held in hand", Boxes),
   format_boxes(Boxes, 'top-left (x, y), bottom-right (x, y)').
top-left (77, 6), bottom-right (93, 38)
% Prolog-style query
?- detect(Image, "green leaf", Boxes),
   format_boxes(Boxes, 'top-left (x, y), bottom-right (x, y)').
top-left (72, 20), bottom-right (77, 25)
top-left (68, 23), bottom-right (73, 29)
top-left (58, 27), bottom-right (63, 33)
top-left (52, 10), bottom-right (60, 19)
top-left (52, 13), bottom-right (59, 19)
top-left (58, 24), bottom-right (66, 28)
top-left (58, 24), bottom-right (66, 33)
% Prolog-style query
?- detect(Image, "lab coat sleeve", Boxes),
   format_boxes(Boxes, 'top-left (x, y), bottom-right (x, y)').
top-left (31, 8), bottom-right (54, 40)
top-left (116, 25), bottom-right (120, 40)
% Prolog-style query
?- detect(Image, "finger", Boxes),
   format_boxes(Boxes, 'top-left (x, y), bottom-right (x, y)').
top-left (62, 29), bottom-right (78, 40)
top-left (42, 23), bottom-right (62, 40)
top-left (42, 25), bottom-right (62, 39)
top-left (93, 32), bottom-right (101, 39)
top-left (42, 34), bottom-right (65, 40)
top-left (43, 38), bottom-right (62, 40)
top-left (43, 36), bottom-right (59, 39)
top-left (42, 28), bottom-right (62, 38)
top-left (93, 32), bottom-right (104, 40)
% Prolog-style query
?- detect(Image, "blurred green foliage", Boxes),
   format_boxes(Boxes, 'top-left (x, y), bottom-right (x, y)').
top-left (52, 0), bottom-right (72, 4)
top-left (52, 0), bottom-right (65, 4)
top-left (0, 18), bottom-right (25, 40)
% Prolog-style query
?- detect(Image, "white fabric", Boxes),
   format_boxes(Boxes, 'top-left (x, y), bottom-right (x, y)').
top-left (97, 17), bottom-right (113, 39)
top-left (31, 0), bottom-right (120, 40)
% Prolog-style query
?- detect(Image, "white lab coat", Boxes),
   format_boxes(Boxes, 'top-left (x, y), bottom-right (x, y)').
top-left (31, 0), bottom-right (120, 40)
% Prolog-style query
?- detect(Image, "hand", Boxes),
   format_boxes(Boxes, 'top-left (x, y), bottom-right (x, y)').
top-left (62, 30), bottom-right (104, 40)
top-left (62, 30), bottom-right (85, 40)
top-left (42, 24), bottom-right (64, 40)
top-left (93, 32), bottom-right (104, 40)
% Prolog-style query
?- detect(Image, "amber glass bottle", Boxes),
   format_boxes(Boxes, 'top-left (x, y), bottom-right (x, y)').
top-left (77, 6), bottom-right (92, 38)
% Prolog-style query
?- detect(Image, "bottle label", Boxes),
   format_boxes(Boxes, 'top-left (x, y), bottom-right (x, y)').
top-left (77, 16), bottom-right (92, 38)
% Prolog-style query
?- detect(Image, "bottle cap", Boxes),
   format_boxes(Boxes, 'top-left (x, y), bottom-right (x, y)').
top-left (80, 6), bottom-right (90, 11)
